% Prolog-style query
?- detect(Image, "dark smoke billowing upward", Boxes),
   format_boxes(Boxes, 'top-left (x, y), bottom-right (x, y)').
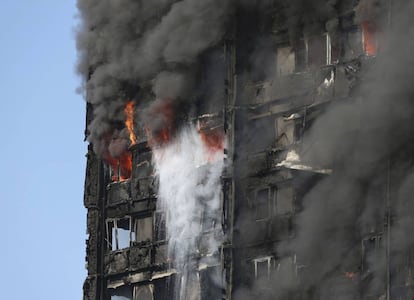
top-left (77, 0), bottom-right (414, 299)
top-left (76, 0), bottom-right (234, 155)
top-left (75, 0), bottom-right (352, 151)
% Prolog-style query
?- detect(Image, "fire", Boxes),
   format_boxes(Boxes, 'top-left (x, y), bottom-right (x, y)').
top-left (361, 21), bottom-right (377, 56)
top-left (101, 101), bottom-right (138, 182)
top-left (199, 127), bottom-right (224, 162)
top-left (197, 118), bottom-right (225, 162)
top-left (145, 98), bottom-right (175, 148)
top-left (124, 101), bottom-right (137, 146)
top-left (106, 151), bottom-right (132, 182)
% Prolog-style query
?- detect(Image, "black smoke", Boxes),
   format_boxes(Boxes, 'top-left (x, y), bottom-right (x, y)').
top-left (76, 0), bottom-right (234, 155)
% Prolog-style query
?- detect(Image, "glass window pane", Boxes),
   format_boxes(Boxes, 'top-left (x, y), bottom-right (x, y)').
top-left (117, 218), bottom-right (131, 249)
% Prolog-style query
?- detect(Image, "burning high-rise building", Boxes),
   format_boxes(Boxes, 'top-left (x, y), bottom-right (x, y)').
top-left (78, 0), bottom-right (414, 299)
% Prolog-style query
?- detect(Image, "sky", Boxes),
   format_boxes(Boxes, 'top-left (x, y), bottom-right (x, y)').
top-left (0, 1), bottom-right (86, 299)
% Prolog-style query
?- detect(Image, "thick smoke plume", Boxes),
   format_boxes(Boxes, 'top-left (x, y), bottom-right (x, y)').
top-left (77, 0), bottom-right (414, 298)
top-left (76, 0), bottom-right (233, 155)
top-left (152, 125), bottom-right (225, 299)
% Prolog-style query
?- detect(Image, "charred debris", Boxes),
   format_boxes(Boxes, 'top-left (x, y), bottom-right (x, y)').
top-left (79, 0), bottom-right (414, 299)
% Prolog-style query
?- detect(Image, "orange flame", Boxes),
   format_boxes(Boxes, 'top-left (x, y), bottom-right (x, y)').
top-left (362, 21), bottom-right (377, 56)
top-left (124, 101), bottom-right (137, 146)
top-left (105, 151), bottom-right (132, 182)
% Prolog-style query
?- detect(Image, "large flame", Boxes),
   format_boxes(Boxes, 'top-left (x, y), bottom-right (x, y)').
top-left (124, 101), bottom-right (137, 145)
top-left (102, 101), bottom-right (137, 182)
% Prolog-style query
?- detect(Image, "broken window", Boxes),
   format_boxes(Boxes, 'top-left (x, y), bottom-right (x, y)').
top-left (253, 256), bottom-right (274, 280)
top-left (154, 211), bottom-right (167, 241)
top-left (275, 116), bottom-right (296, 148)
top-left (255, 188), bottom-right (271, 221)
top-left (275, 187), bottom-right (294, 215)
top-left (275, 255), bottom-right (298, 280)
top-left (133, 285), bottom-right (154, 300)
top-left (361, 234), bottom-right (383, 272)
top-left (306, 33), bottom-right (332, 67)
top-left (134, 216), bottom-right (153, 243)
top-left (276, 46), bottom-right (295, 76)
top-left (110, 285), bottom-right (133, 300)
top-left (246, 116), bottom-right (276, 154)
top-left (361, 21), bottom-right (378, 56)
top-left (344, 29), bottom-right (364, 60)
top-left (153, 275), bottom-right (179, 300)
top-left (106, 217), bottom-right (133, 251)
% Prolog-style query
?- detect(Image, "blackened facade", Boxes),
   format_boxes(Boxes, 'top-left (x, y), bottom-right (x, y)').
top-left (82, 1), bottom-right (414, 299)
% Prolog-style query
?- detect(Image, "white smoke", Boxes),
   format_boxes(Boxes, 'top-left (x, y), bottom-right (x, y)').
top-left (152, 125), bottom-right (225, 299)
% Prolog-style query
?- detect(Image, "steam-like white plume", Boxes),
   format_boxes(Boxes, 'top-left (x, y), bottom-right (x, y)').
top-left (152, 125), bottom-right (224, 299)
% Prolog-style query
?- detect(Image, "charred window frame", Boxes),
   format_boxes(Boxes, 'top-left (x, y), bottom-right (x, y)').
top-left (252, 186), bottom-right (294, 220)
top-left (305, 33), bottom-right (332, 67)
top-left (153, 274), bottom-right (179, 300)
top-left (361, 234), bottom-right (383, 272)
top-left (275, 115), bottom-right (298, 149)
top-left (275, 255), bottom-right (299, 280)
top-left (254, 187), bottom-right (272, 221)
top-left (274, 187), bottom-right (294, 215)
top-left (343, 27), bottom-right (364, 60)
top-left (154, 211), bottom-right (167, 242)
top-left (252, 256), bottom-right (274, 280)
top-left (133, 285), bottom-right (154, 300)
top-left (110, 285), bottom-right (133, 300)
top-left (106, 217), bottom-right (134, 251)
